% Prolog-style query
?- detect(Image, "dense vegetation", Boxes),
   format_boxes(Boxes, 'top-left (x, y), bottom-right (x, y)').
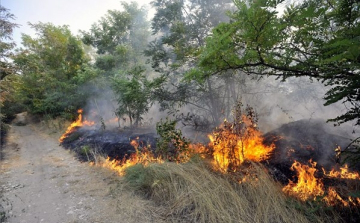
top-left (1, 0), bottom-right (360, 222)
top-left (1, 0), bottom-right (358, 157)
top-left (1, 0), bottom-right (358, 151)
top-left (2, 0), bottom-right (358, 126)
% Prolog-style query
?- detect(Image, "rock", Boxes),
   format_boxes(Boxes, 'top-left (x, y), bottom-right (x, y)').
top-left (12, 112), bottom-right (28, 126)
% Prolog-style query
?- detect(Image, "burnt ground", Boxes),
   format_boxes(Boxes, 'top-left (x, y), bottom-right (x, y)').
top-left (61, 118), bottom-right (356, 183)
top-left (0, 124), bottom-right (162, 223)
top-left (263, 120), bottom-right (360, 223)
top-left (59, 118), bottom-right (360, 221)
top-left (263, 119), bottom-right (354, 183)
top-left (2, 118), bottom-right (360, 222)
top-left (60, 127), bottom-right (157, 162)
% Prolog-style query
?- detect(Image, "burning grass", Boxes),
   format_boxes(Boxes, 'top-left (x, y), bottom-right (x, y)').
top-left (283, 160), bottom-right (324, 201)
top-left (123, 160), bottom-right (325, 223)
top-left (59, 105), bottom-right (360, 222)
top-left (209, 117), bottom-right (275, 173)
top-left (59, 109), bottom-right (95, 142)
top-left (93, 139), bottom-right (163, 176)
top-left (283, 159), bottom-right (360, 209)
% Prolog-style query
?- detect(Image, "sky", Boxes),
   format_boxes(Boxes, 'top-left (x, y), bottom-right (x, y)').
top-left (1, 0), bottom-right (154, 47)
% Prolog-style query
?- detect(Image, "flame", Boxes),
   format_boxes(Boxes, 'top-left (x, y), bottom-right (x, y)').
top-left (95, 138), bottom-right (163, 176)
top-left (105, 117), bottom-right (119, 125)
top-left (209, 117), bottom-right (275, 172)
top-left (282, 160), bottom-right (324, 201)
top-left (323, 164), bottom-right (360, 180)
top-left (59, 109), bottom-right (95, 142)
top-left (283, 160), bottom-right (360, 206)
top-left (323, 187), bottom-right (349, 207)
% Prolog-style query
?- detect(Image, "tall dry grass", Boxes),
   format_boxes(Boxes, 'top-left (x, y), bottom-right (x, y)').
top-left (123, 159), bottom-right (337, 223)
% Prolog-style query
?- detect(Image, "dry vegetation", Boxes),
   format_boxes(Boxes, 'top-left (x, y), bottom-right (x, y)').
top-left (120, 159), bottom-right (339, 223)
top-left (30, 117), bottom-right (346, 223)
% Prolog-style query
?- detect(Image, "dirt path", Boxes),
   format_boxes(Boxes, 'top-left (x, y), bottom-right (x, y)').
top-left (0, 124), bottom-right (155, 223)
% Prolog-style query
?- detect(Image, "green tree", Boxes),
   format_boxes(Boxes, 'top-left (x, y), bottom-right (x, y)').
top-left (81, 1), bottom-right (150, 75)
top-left (0, 6), bottom-right (19, 144)
top-left (112, 66), bottom-right (164, 127)
top-left (0, 6), bottom-right (18, 80)
top-left (13, 22), bottom-right (93, 117)
top-left (197, 0), bottom-right (360, 126)
top-left (81, 1), bottom-right (162, 125)
top-left (146, 0), bottom-right (237, 125)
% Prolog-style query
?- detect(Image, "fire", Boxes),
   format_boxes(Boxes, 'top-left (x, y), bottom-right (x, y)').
top-left (105, 117), bottom-right (119, 125)
top-left (99, 156), bottom-right (139, 176)
top-left (59, 109), bottom-right (95, 142)
top-left (96, 139), bottom-right (163, 176)
top-left (323, 187), bottom-right (349, 207)
top-left (210, 117), bottom-right (275, 172)
top-left (282, 160), bottom-right (324, 201)
top-left (323, 164), bottom-right (360, 180)
top-left (283, 160), bottom-right (360, 206)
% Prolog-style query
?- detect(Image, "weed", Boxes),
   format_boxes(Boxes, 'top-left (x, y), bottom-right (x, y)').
top-left (156, 118), bottom-right (190, 162)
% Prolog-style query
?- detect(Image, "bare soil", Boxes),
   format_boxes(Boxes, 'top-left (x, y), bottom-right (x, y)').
top-left (0, 124), bottom-right (158, 223)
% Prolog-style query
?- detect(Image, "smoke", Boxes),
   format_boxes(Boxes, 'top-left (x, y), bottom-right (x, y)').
top-left (232, 75), bottom-right (358, 137)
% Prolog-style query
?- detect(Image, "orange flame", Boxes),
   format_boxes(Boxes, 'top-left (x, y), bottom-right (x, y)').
top-left (59, 109), bottom-right (95, 142)
top-left (210, 117), bottom-right (275, 172)
top-left (282, 160), bottom-right (324, 201)
top-left (283, 160), bottom-right (360, 206)
top-left (323, 187), bottom-right (349, 207)
top-left (95, 139), bottom-right (163, 176)
top-left (323, 164), bottom-right (360, 180)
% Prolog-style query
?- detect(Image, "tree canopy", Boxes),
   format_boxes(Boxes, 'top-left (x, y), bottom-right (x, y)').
top-left (195, 0), bottom-right (360, 126)
top-left (145, 0), bottom-right (237, 125)
top-left (0, 5), bottom-right (18, 80)
top-left (12, 22), bottom-right (95, 117)
top-left (81, 2), bottom-right (150, 75)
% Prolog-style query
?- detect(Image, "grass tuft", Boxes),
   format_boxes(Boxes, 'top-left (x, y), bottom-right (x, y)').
top-left (124, 160), bottom-right (329, 223)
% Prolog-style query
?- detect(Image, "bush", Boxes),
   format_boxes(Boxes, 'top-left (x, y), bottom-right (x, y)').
top-left (156, 118), bottom-right (190, 162)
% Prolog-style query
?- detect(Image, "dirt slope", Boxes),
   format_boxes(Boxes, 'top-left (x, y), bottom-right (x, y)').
top-left (0, 124), bottom-right (158, 223)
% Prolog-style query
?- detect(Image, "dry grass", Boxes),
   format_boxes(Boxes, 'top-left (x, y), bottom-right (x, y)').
top-left (122, 159), bottom-right (334, 223)
top-left (107, 178), bottom-right (166, 223)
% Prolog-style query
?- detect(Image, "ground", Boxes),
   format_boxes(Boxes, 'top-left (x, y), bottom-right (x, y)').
top-left (0, 123), bottom-right (159, 223)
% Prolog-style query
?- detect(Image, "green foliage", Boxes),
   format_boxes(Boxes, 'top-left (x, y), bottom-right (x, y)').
top-left (0, 6), bottom-right (18, 80)
top-left (81, 1), bottom-right (150, 74)
top-left (196, 0), bottom-right (360, 126)
top-left (0, 6), bottom-right (20, 143)
top-left (148, 0), bottom-right (232, 69)
top-left (12, 22), bottom-right (93, 118)
top-left (81, 2), bottom-right (156, 122)
top-left (147, 0), bottom-right (237, 125)
top-left (112, 66), bottom-right (163, 127)
top-left (155, 118), bottom-right (190, 161)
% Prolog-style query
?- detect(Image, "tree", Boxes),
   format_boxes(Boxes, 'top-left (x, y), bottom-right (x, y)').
top-left (13, 22), bottom-right (93, 117)
top-left (0, 6), bottom-right (19, 144)
top-left (81, 1), bottom-right (150, 75)
top-left (81, 1), bottom-right (163, 125)
top-left (112, 66), bottom-right (164, 127)
top-left (196, 0), bottom-right (360, 126)
top-left (146, 0), bottom-right (237, 125)
top-left (0, 6), bottom-right (18, 80)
